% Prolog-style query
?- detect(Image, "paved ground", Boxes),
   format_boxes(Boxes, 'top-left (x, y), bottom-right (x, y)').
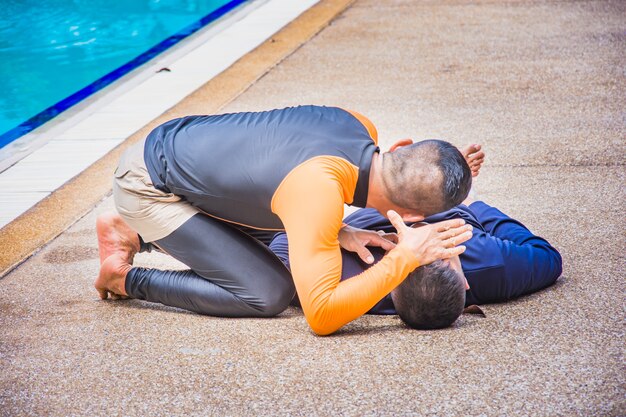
top-left (1, 0), bottom-right (624, 415)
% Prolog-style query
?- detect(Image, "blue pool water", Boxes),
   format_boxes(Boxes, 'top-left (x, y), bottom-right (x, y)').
top-left (0, 0), bottom-right (246, 148)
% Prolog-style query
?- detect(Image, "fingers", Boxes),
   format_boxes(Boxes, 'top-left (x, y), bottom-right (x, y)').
top-left (433, 218), bottom-right (466, 233)
top-left (461, 144), bottom-right (483, 161)
top-left (468, 151), bottom-right (485, 163)
top-left (461, 143), bottom-right (479, 157)
top-left (377, 231), bottom-right (399, 244)
top-left (469, 159), bottom-right (484, 171)
top-left (468, 152), bottom-right (485, 178)
top-left (462, 144), bottom-right (485, 177)
top-left (356, 245), bottom-right (375, 264)
top-left (468, 153), bottom-right (484, 165)
top-left (469, 156), bottom-right (484, 169)
top-left (442, 229), bottom-right (473, 247)
top-left (369, 231), bottom-right (397, 250)
top-left (376, 236), bottom-right (397, 251)
top-left (439, 225), bottom-right (473, 242)
top-left (455, 230), bottom-right (473, 245)
top-left (462, 144), bottom-right (482, 158)
top-left (442, 245), bottom-right (466, 258)
top-left (387, 210), bottom-right (408, 235)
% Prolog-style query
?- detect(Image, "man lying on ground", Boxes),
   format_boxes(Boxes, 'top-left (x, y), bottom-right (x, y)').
top-left (269, 185), bottom-right (563, 330)
top-left (95, 105), bottom-right (477, 335)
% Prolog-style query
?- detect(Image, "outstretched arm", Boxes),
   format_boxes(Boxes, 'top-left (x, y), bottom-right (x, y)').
top-left (465, 201), bottom-right (563, 303)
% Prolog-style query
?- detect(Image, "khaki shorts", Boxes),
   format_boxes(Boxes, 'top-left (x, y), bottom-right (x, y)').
top-left (113, 139), bottom-right (199, 243)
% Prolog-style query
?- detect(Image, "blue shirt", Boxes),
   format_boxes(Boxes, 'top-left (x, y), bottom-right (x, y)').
top-left (269, 201), bottom-right (562, 313)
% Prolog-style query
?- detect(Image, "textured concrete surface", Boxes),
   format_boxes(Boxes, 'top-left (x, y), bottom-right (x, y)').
top-left (1, 0), bottom-right (625, 416)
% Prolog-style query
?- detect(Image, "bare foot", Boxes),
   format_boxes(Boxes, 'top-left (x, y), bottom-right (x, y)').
top-left (461, 144), bottom-right (485, 177)
top-left (96, 211), bottom-right (140, 265)
top-left (95, 254), bottom-right (132, 300)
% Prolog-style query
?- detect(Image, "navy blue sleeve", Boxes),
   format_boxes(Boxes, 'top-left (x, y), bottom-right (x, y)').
top-left (343, 208), bottom-right (397, 232)
top-left (269, 232), bottom-right (291, 270)
top-left (464, 201), bottom-right (563, 303)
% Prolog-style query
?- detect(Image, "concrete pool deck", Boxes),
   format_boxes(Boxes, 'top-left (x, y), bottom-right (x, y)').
top-left (1, 0), bottom-right (624, 415)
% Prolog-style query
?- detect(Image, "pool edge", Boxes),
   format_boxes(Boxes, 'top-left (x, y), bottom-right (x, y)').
top-left (0, 0), bottom-right (356, 278)
top-left (0, 0), bottom-right (249, 149)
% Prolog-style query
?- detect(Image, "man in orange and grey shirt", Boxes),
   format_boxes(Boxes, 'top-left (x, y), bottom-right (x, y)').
top-left (96, 105), bottom-right (473, 335)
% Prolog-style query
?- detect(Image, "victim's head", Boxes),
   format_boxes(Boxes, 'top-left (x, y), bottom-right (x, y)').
top-left (391, 255), bottom-right (468, 330)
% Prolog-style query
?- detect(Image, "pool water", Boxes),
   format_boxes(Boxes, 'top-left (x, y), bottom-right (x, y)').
top-left (0, 0), bottom-right (244, 147)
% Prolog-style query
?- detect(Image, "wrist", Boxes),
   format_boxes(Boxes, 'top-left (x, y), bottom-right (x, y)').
top-left (394, 242), bottom-right (421, 269)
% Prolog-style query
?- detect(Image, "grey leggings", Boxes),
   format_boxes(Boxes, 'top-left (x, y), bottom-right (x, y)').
top-left (125, 213), bottom-right (296, 317)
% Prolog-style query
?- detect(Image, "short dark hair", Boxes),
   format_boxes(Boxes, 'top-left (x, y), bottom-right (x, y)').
top-left (391, 260), bottom-right (466, 329)
top-left (381, 140), bottom-right (472, 216)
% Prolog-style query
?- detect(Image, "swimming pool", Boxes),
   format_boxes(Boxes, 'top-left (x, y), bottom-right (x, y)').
top-left (0, 0), bottom-right (246, 148)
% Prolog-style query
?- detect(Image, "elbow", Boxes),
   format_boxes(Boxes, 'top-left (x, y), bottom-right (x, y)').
top-left (539, 245), bottom-right (563, 286)
top-left (309, 325), bottom-right (337, 337)
top-left (303, 309), bottom-right (340, 336)
top-left (547, 246), bottom-right (563, 283)
top-left (307, 318), bottom-right (338, 336)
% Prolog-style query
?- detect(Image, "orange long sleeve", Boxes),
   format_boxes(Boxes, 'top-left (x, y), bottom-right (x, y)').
top-left (271, 156), bottom-right (420, 335)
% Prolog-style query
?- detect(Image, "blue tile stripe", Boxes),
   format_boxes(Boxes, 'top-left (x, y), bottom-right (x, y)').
top-left (0, 0), bottom-right (249, 149)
